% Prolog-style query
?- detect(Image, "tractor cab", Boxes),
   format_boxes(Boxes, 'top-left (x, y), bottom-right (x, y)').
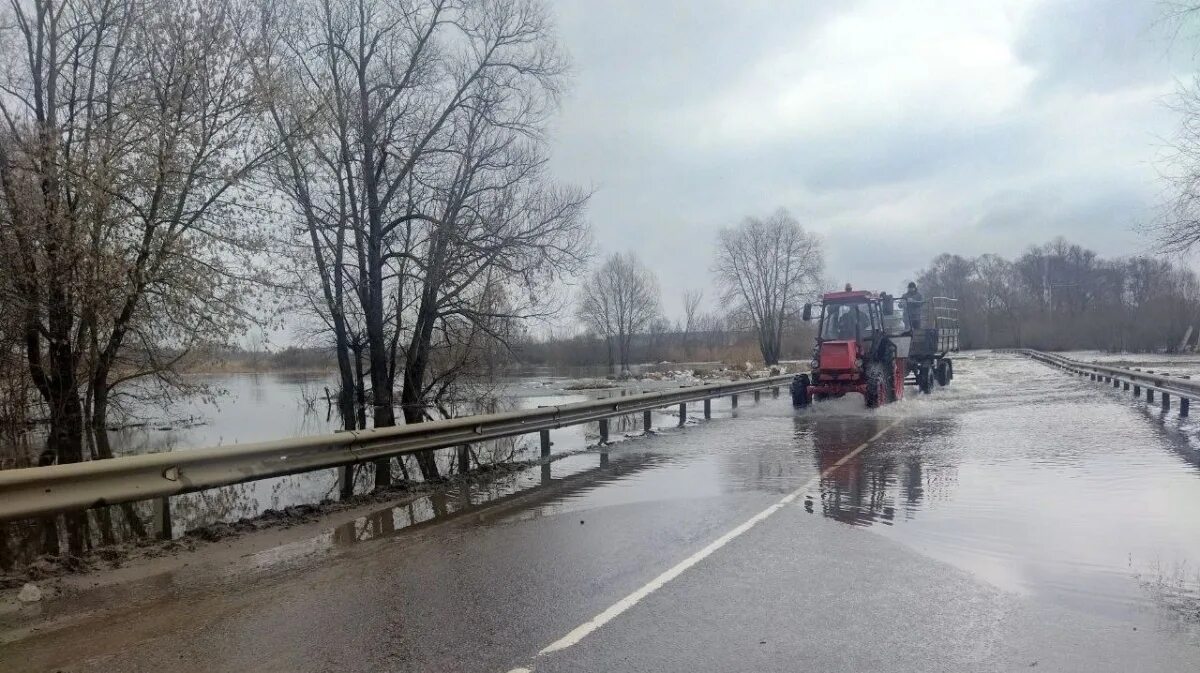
top-left (802, 290), bottom-right (892, 372)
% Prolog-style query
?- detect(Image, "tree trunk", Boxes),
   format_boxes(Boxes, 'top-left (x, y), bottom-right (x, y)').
top-left (352, 344), bottom-right (367, 429)
top-left (400, 303), bottom-right (441, 481)
top-left (46, 325), bottom-right (87, 555)
top-left (366, 232), bottom-right (396, 488)
top-left (332, 323), bottom-right (357, 499)
top-left (89, 367), bottom-right (148, 538)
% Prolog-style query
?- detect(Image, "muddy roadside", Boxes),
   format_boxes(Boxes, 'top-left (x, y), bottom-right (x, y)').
top-left (0, 450), bottom-right (583, 633)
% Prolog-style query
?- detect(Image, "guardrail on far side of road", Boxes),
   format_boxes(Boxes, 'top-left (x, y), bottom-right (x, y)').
top-left (1021, 349), bottom-right (1197, 417)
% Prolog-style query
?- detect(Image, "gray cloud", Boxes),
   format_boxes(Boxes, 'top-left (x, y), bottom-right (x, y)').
top-left (1015, 0), bottom-right (1179, 94)
top-left (546, 0), bottom-right (1191, 321)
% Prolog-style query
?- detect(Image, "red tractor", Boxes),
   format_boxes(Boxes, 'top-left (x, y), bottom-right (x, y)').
top-left (791, 288), bottom-right (957, 408)
top-left (791, 289), bottom-right (907, 408)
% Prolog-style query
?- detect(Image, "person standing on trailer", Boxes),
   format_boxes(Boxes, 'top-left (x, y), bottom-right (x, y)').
top-left (902, 282), bottom-right (924, 330)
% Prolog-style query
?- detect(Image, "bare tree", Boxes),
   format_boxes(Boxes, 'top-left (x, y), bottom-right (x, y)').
top-left (254, 0), bottom-right (588, 483)
top-left (714, 209), bottom-right (823, 365)
top-left (1155, 3), bottom-right (1200, 252)
top-left (0, 0), bottom-right (273, 552)
top-left (577, 252), bottom-right (660, 373)
top-left (681, 289), bottom-right (703, 355)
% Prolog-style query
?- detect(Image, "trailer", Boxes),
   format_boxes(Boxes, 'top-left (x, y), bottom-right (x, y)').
top-left (902, 296), bottom-right (959, 393)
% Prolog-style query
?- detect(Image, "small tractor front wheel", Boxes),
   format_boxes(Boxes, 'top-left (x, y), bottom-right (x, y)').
top-left (918, 364), bottom-right (933, 394)
top-left (865, 362), bottom-right (887, 408)
top-left (790, 374), bottom-right (811, 408)
top-left (935, 359), bottom-right (951, 387)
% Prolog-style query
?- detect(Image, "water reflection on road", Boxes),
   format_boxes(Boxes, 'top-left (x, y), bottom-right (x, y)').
top-left (794, 353), bottom-right (1200, 629)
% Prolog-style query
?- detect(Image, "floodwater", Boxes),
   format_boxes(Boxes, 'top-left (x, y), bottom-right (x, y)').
top-left (1, 369), bottom-right (726, 560)
top-left (7, 350), bottom-right (1200, 673)
top-left (8, 352), bottom-right (1200, 633)
top-left (801, 354), bottom-right (1200, 625)
top-left (295, 351), bottom-right (1200, 629)
top-left (471, 351), bottom-right (1200, 630)
top-left (1063, 349), bottom-right (1200, 379)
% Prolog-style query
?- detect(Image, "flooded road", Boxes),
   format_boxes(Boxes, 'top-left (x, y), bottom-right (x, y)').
top-left (5, 351), bottom-right (1200, 672)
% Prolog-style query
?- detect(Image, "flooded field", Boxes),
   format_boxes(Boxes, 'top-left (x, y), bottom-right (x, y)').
top-left (1061, 350), bottom-right (1200, 379)
top-left (0, 367), bottom-right (746, 566)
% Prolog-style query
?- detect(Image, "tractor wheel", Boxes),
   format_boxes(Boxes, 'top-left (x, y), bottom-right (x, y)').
top-left (918, 364), bottom-right (933, 394)
top-left (790, 374), bottom-right (811, 407)
top-left (865, 362), bottom-right (887, 408)
top-left (935, 359), bottom-right (950, 387)
top-left (946, 359), bottom-right (954, 383)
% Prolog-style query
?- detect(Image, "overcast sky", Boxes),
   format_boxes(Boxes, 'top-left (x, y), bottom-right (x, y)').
top-left (543, 0), bottom-right (1194, 322)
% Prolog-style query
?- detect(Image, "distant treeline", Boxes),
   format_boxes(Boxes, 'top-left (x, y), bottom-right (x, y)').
top-left (514, 324), bottom-right (817, 370)
top-left (181, 345), bottom-right (336, 373)
top-left (915, 238), bottom-right (1200, 352)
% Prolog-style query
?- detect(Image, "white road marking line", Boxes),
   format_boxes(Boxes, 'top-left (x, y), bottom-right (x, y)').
top-left (535, 419), bottom-right (900, 657)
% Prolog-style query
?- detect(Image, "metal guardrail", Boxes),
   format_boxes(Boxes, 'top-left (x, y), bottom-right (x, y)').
top-left (1021, 350), bottom-right (1196, 416)
top-left (0, 374), bottom-right (793, 523)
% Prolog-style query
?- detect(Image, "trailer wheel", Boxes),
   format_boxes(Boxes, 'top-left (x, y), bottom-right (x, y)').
top-left (918, 365), bottom-right (933, 394)
top-left (865, 362), bottom-right (887, 408)
top-left (790, 374), bottom-right (811, 408)
top-left (935, 359), bottom-right (950, 387)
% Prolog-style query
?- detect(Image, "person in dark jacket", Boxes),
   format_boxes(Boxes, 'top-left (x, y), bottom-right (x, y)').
top-left (902, 282), bottom-right (924, 330)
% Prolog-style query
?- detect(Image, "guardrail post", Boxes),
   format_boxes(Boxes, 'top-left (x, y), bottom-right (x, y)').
top-left (157, 496), bottom-right (172, 540)
top-left (540, 429), bottom-right (551, 484)
top-left (772, 386), bottom-right (779, 398)
top-left (1162, 392), bottom-right (1171, 412)
top-left (731, 394), bottom-right (739, 409)
top-left (678, 402), bottom-right (686, 426)
top-left (1134, 384), bottom-right (1141, 396)
top-left (598, 417), bottom-right (610, 466)
top-left (703, 398), bottom-right (711, 419)
top-left (643, 409), bottom-right (652, 432)
top-left (1182, 398), bottom-right (1191, 417)
top-left (754, 390), bottom-right (761, 403)
top-left (1113, 378), bottom-right (1119, 388)
top-left (1123, 381), bottom-right (1129, 391)
top-left (458, 445), bottom-right (470, 475)
top-left (1146, 388), bottom-right (1155, 403)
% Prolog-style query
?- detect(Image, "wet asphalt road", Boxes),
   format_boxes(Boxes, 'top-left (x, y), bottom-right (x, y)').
top-left (5, 352), bottom-right (1200, 672)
